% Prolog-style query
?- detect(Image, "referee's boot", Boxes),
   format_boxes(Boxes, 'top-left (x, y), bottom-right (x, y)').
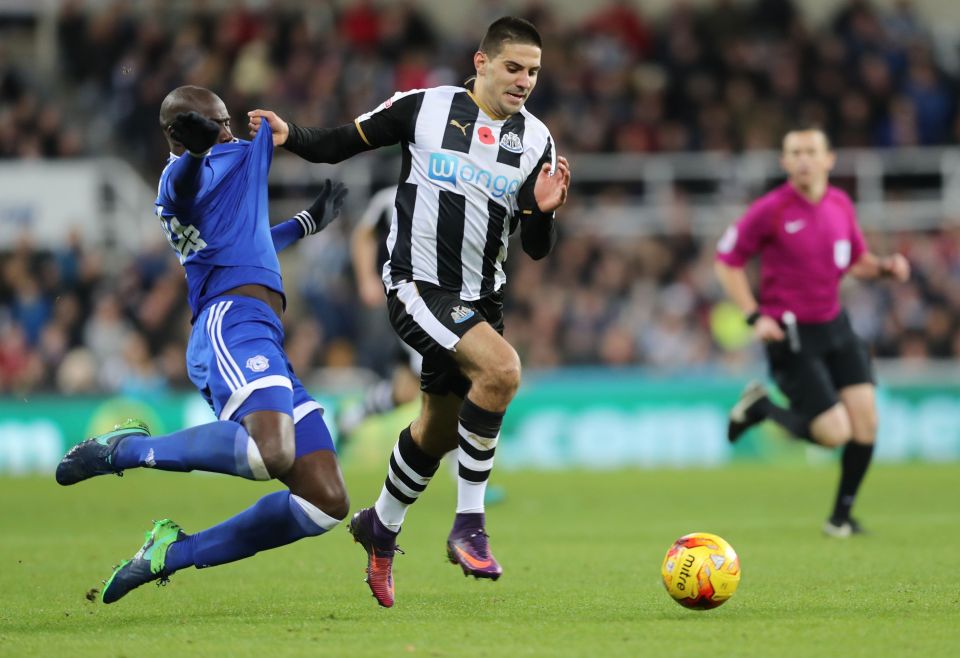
top-left (727, 381), bottom-right (769, 443)
top-left (55, 418), bottom-right (150, 485)
top-left (823, 516), bottom-right (868, 538)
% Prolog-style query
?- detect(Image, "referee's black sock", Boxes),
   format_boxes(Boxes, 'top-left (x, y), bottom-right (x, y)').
top-left (756, 398), bottom-right (815, 443)
top-left (831, 441), bottom-right (875, 522)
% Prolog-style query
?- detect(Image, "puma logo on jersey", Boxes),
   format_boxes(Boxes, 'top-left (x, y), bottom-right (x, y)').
top-left (450, 119), bottom-right (472, 136)
top-left (785, 219), bottom-right (806, 234)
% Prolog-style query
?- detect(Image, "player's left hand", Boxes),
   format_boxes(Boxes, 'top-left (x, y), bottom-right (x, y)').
top-left (534, 155), bottom-right (571, 213)
top-left (295, 179), bottom-right (348, 236)
top-left (884, 253), bottom-right (910, 282)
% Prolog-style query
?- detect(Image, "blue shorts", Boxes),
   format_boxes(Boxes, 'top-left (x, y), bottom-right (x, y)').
top-left (187, 295), bottom-right (334, 456)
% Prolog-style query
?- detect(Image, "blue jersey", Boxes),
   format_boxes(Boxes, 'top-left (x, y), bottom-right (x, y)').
top-left (155, 123), bottom-right (283, 320)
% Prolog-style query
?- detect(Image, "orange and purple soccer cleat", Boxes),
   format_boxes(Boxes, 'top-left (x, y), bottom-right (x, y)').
top-left (348, 507), bottom-right (402, 608)
top-left (446, 514), bottom-right (502, 580)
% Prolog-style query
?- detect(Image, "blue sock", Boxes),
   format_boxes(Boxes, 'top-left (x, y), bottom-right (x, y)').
top-left (112, 420), bottom-right (267, 480)
top-left (164, 491), bottom-right (340, 572)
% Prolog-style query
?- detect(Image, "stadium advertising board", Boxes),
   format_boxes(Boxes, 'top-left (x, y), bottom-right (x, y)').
top-left (1, 376), bottom-right (959, 474)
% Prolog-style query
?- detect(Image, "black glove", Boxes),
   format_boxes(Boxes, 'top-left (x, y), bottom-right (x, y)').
top-left (169, 111), bottom-right (221, 155)
top-left (294, 179), bottom-right (348, 236)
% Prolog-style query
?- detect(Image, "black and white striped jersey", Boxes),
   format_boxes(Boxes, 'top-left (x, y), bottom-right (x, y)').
top-left (352, 85), bottom-right (557, 301)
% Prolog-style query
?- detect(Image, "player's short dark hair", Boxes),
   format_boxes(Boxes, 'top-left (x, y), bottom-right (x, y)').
top-left (479, 16), bottom-right (542, 59)
top-left (784, 123), bottom-right (833, 150)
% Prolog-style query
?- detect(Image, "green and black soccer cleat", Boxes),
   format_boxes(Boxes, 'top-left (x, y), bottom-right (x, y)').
top-left (55, 419), bottom-right (150, 485)
top-left (101, 518), bottom-right (186, 604)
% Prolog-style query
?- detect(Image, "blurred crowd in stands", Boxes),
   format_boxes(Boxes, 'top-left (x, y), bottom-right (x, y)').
top-left (2, 0), bottom-right (960, 394)
top-left (3, 217), bottom-right (958, 395)
top-left (3, 0), bottom-right (957, 164)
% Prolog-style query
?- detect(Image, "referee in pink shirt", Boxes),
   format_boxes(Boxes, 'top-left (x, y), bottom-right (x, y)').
top-left (715, 126), bottom-right (910, 538)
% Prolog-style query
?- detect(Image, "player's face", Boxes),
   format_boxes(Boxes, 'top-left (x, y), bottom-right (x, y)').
top-left (475, 42), bottom-right (541, 117)
top-left (197, 96), bottom-right (235, 144)
top-left (781, 131), bottom-right (835, 190)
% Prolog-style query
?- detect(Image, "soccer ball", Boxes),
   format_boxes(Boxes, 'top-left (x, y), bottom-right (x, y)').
top-left (661, 532), bottom-right (741, 610)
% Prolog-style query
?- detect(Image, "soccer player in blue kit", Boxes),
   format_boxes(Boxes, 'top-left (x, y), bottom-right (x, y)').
top-left (55, 85), bottom-right (350, 604)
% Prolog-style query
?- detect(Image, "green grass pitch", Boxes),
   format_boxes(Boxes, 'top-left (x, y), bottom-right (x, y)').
top-left (1, 462), bottom-right (958, 657)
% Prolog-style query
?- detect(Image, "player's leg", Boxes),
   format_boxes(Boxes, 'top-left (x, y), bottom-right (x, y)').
top-left (350, 389), bottom-right (458, 607)
top-left (158, 408), bottom-right (348, 581)
top-left (729, 339), bottom-right (843, 445)
top-left (824, 330), bottom-right (878, 536)
top-left (55, 416), bottom-right (274, 484)
top-left (57, 299), bottom-right (289, 485)
top-left (443, 321), bottom-right (518, 580)
top-left (100, 300), bottom-right (346, 602)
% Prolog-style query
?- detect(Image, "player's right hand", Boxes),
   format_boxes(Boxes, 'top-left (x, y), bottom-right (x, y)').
top-left (755, 315), bottom-right (785, 342)
top-left (169, 111), bottom-right (221, 155)
top-left (296, 179), bottom-right (348, 236)
top-left (247, 109), bottom-right (289, 146)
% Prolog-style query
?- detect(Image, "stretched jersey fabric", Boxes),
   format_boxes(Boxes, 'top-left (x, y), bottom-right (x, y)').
top-left (715, 182), bottom-right (867, 323)
top-left (353, 86), bottom-right (556, 300)
top-left (155, 123), bottom-right (283, 321)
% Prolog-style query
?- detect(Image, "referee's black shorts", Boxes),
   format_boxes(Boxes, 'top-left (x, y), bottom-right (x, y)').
top-left (386, 280), bottom-right (504, 399)
top-left (765, 310), bottom-right (874, 419)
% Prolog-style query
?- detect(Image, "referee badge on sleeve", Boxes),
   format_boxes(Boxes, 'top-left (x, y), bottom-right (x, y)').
top-left (717, 226), bottom-right (738, 254)
top-left (834, 240), bottom-right (851, 268)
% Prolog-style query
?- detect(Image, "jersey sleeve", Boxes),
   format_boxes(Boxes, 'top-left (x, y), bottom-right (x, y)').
top-left (715, 196), bottom-right (775, 267)
top-left (283, 90), bottom-right (424, 163)
top-left (354, 89), bottom-right (424, 147)
top-left (518, 134), bottom-right (557, 260)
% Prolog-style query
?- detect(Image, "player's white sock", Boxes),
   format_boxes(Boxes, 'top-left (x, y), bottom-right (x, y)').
top-left (374, 426), bottom-right (440, 531)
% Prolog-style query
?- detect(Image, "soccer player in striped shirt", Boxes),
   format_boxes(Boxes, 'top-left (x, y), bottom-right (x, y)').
top-left (55, 86), bottom-right (350, 603)
top-left (250, 16), bottom-right (571, 607)
top-left (715, 126), bottom-right (909, 537)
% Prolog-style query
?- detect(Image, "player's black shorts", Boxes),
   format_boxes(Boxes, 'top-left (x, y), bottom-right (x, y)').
top-left (386, 280), bottom-right (504, 398)
top-left (764, 310), bottom-right (874, 419)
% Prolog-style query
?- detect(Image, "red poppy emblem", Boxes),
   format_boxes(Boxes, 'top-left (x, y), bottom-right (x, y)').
top-left (478, 126), bottom-right (495, 144)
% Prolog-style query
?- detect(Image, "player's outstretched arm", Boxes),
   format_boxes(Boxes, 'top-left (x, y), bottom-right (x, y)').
top-left (248, 109), bottom-right (371, 164)
top-left (270, 180), bottom-right (349, 252)
top-left (165, 111), bottom-right (221, 200)
top-left (848, 252), bottom-right (910, 282)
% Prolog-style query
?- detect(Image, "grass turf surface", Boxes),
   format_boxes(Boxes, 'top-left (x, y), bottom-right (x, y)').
top-left (1, 462), bottom-right (958, 657)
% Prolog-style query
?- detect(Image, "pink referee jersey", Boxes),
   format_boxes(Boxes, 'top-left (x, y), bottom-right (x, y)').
top-left (716, 182), bottom-right (867, 324)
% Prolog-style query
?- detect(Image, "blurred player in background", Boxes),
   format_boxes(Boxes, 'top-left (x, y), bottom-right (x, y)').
top-left (250, 16), bottom-right (571, 607)
top-left (715, 126), bottom-right (910, 537)
top-left (56, 85), bottom-right (349, 603)
top-left (336, 185), bottom-right (423, 444)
